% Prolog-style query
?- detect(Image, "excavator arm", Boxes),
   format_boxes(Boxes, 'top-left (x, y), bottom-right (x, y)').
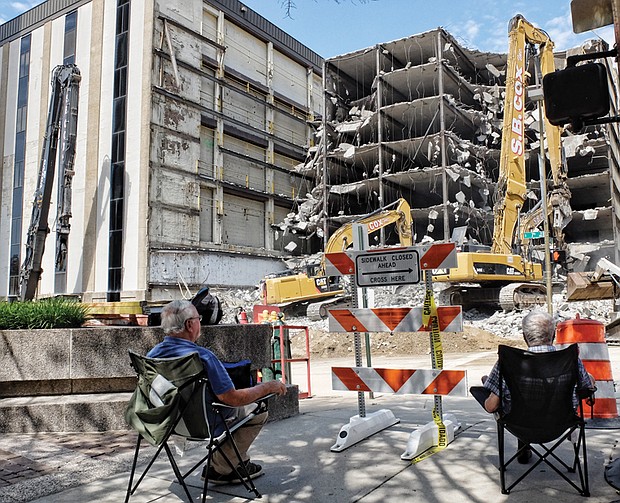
top-left (19, 64), bottom-right (81, 300)
top-left (260, 198), bottom-right (413, 316)
top-left (492, 15), bottom-right (569, 256)
top-left (324, 198), bottom-right (413, 254)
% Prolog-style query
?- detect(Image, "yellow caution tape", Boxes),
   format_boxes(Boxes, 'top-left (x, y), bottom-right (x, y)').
top-left (413, 284), bottom-right (447, 463)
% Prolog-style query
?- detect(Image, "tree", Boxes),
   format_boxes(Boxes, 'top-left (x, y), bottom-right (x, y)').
top-left (280, 0), bottom-right (372, 17)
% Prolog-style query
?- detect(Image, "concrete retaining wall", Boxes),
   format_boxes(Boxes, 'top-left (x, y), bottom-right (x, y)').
top-left (0, 324), bottom-right (299, 432)
top-left (0, 324), bottom-right (272, 397)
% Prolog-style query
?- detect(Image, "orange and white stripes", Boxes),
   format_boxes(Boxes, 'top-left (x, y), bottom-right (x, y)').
top-left (332, 367), bottom-right (468, 396)
top-left (328, 306), bottom-right (463, 333)
top-left (556, 315), bottom-right (618, 419)
top-left (324, 242), bottom-right (457, 277)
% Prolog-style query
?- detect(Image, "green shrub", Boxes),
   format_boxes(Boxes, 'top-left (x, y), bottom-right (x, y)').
top-left (0, 298), bottom-right (90, 330)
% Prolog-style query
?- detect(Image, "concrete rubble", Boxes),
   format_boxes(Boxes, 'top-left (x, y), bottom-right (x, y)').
top-left (273, 30), bottom-right (618, 273)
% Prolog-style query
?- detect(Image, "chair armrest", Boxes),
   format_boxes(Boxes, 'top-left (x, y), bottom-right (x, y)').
top-left (577, 386), bottom-right (596, 400)
top-left (212, 393), bottom-right (276, 410)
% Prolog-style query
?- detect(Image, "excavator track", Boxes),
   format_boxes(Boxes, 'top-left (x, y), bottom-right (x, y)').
top-left (306, 296), bottom-right (351, 321)
top-left (498, 283), bottom-right (547, 311)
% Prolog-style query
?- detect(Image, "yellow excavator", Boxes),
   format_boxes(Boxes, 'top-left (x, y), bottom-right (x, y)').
top-left (434, 15), bottom-right (571, 310)
top-left (260, 198), bottom-right (413, 319)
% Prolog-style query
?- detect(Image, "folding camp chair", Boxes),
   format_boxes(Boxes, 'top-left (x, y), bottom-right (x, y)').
top-left (495, 344), bottom-right (593, 496)
top-left (124, 350), bottom-right (271, 503)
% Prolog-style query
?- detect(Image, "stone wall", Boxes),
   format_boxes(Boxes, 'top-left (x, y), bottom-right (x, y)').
top-left (0, 323), bottom-right (299, 433)
top-left (0, 324), bottom-right (272, 397)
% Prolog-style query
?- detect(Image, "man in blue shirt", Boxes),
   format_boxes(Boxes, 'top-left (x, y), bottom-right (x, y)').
top-left (482, 310), bottom-right (595, 463)
top-left (148, 299), bottom-right (286, 484)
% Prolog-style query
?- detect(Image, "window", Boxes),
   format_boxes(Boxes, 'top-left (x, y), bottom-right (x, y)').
top-left (107, 0), bottom-right (130, 301)
top-left (8, 35), bottom-right (30, 297)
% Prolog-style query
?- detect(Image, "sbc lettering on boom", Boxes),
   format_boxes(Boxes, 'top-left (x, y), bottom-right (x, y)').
top-left (510, 49), bottom-right (524, 156)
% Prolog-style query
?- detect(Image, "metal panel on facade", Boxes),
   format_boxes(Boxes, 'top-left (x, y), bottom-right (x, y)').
top-left (200, 74), bottom-right (216, 111)
top-left (222, 152), bottom-right (266, 191)
top-left (200, 186), bottom-right (214, 243)
top-left (222, 194), bottom-right (265, 247)
top-left (272, 49), bottom-right (307, 105)
top-left (273, 108), bottom-right (306, 146)
top-left (222, 86), bottom-right (266, 131)
top-left (223, 19), bottom-right (267, 84)
top-left (199, 127), bottom-right (215, 177)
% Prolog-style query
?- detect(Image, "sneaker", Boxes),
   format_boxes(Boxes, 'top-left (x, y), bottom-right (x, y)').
top-left (201, 461), bottom-right (263, 485)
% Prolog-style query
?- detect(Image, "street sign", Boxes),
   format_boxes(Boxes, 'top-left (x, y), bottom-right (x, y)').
top-left (523, 230), bottom-right (545, 239)
top-left (355, 249), bottom-right (420, 287)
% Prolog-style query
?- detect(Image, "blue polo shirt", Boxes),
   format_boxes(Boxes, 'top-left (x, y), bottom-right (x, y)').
top-left (147, 336), bottom-right (234, 396)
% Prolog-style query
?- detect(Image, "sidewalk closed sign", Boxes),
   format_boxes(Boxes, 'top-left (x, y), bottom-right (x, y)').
top-left (355, 249), bottom-right (420, 287)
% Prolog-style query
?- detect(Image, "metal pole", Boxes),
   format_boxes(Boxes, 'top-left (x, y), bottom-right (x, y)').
top-left (376, 46), bottom-right (385, 244)
top-left (352, 224), bottom-right (368, 416)
top-left (533, 58), bottom-right (554, 315)
top-left (437, 32), bottom-right (450, 240)
top-left (322, 61), bottom-right (329, 250)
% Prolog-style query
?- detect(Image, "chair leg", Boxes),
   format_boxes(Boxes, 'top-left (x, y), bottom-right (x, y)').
top-left (163, 443), bottom-right (194, 503)
top-left (575, 424), bottom-right (590, 496)
top-left (125, 435), bottom-right (142, 503)
top-left (498, 423), bottom-right (508, 494)
top-left (222, 426), bottom-right (261, 498)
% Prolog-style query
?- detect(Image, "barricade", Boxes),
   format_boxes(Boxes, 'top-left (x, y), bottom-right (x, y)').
top-left (556, 314), bottom-right (618, 420)
top-left (325, 241), bottom-right (465, 460)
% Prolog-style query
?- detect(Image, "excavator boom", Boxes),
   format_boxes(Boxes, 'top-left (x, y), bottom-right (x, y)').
top-left (19, 64), bottom-right (81, 300)
top-left (435, 15), bottom-right (568, 310)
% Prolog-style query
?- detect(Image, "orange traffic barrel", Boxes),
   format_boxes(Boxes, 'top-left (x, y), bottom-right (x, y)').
top-left (556, 314), bottom-right (618, 419)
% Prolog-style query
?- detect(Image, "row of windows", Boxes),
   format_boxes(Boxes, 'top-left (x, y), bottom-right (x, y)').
top-left (8, 36), bottom-right (31, 296)
top-left (107, 0), bottom-right (130, 300)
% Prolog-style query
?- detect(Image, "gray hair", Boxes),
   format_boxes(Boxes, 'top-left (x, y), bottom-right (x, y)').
top-left (160, 300), bottom-right (195, 335)
top-left (522, 310), bottom-right (555, 347)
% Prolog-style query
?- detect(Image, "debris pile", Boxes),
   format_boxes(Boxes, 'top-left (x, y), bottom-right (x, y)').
top-left (212, 284), bottom-right (615, 343)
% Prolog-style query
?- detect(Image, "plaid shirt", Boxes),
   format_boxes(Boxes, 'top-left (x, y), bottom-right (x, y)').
top-left (483, 345), bottom-right (592, 413)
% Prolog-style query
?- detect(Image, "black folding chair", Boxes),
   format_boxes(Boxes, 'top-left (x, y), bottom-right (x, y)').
top-left (495, 344), bottom-right (593, 496)
top-left (124, 350), bottom-right (270, 503)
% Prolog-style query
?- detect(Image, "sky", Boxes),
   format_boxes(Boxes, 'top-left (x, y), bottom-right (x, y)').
top-left (0, 0), bottom-right (615, 58)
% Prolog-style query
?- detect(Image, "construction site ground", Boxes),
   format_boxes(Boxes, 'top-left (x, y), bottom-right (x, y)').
top-left (296, 324), bottom-right (521, 359)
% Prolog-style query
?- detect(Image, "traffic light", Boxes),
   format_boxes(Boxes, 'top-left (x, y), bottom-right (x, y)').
top-left (543, 62), bottom-right (609, 129)
top-left (551, 249), bottom-right (566, 264)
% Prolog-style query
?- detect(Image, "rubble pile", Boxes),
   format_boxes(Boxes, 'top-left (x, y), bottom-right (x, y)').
top-left (212, 284), bottom-right (615, 341)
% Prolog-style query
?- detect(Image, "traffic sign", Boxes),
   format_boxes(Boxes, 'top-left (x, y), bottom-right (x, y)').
top-left (355, 249), bottom-right (420, 287)
top-left (523, 230), bottom-right (545, 239)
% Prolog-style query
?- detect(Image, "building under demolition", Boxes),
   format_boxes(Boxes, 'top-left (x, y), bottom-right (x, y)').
top-left (0, 1), bottom-right (618, 305)
top-left (0, 0), bottom-right (321, 302)
top-left (286, 29), bottom-right (619, 275)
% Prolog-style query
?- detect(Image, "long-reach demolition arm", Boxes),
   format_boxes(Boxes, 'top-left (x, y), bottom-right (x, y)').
top-left (492, 15), bottom-right (569, 256)
top-left (19, 64), bottom-right (81, 301)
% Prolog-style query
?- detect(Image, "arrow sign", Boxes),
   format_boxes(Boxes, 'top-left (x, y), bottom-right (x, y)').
top-left (355, 249), bottom-right (420, 287)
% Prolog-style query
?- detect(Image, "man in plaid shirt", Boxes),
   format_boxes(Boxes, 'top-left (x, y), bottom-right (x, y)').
top-left (482, 310), bottom-right (595, 462)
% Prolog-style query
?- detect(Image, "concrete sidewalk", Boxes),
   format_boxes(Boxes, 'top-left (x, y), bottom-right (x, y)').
top-left (1, 351), bottom-right (620, 502)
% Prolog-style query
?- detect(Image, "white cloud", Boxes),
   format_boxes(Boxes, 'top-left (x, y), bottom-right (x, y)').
top-left (451, 19), bottom-right (482, 49)
top-left (546, 12), bottom-right (578, 50)
top-left (464, 20), bottom-right (481, 42)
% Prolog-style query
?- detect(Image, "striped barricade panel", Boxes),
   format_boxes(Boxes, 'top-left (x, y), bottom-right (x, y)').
top-left (417, 242), bottom-right (457, 270)
top-left (324, 252), bottom-right (355, 277)
top-left (328, 306), bottom-right (463, 333)
top-left (324, 243), bottom-right (457, 277)
top-left (332, 367), bottom-right (468, 396)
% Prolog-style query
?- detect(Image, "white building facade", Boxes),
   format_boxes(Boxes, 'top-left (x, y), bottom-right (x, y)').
top-left (0, 0), bottom-right (322, 302)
